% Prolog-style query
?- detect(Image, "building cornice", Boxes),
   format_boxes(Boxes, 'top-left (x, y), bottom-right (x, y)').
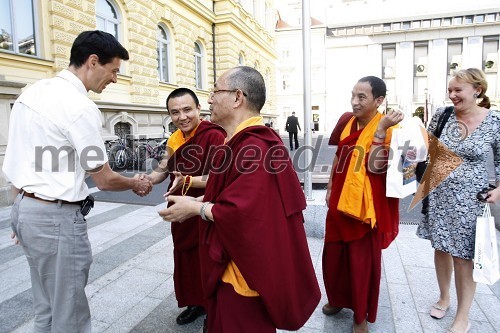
top-left (96, 101), bottom-right (166, 113)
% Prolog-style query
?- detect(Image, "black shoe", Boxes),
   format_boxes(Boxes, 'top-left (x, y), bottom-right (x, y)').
top-left (176, 305), bottom-right (206, 325)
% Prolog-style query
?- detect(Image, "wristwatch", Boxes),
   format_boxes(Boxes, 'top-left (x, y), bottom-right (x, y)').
top-left (374, 131), bottom-right (386, 139)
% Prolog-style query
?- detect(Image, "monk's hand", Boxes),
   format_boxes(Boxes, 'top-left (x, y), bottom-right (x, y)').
top-left (133, 174), bottom-right (152, 196)
top-left (158, 195), bottom-right (198, 223)
top-left (325, 187), bottom-right (331, 208)
top-left (165, 171), bottom-right (184, 196)
top-left (379, 108), bottom-right (404, 130)
top-left (133, 174), bottom-right (153, 197)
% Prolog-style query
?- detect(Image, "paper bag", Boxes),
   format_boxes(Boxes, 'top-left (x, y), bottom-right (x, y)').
top-left (386, 116), bottom-right (428, 198)
top-left (473, 204), bottom-right (500, 285)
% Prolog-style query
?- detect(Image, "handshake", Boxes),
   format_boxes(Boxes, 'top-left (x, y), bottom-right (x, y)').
top-left (132, 174), bottom-right (153, 197)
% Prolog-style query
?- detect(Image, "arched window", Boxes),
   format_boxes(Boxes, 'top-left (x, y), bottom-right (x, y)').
top-left (96, 0), bottom-right (120, 39)
top-left (157, 25), bottom-right (171, 82)
top-left (194, 42), bottom-right (204, 89)
top-left (0, 0), bottom-right (38, 56)
top-left (239, 53), bottom-right (245, 65)
top-left (168, 122), bottom-right (178, 134)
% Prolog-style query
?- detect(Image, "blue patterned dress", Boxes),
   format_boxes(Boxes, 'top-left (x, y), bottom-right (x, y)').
top-left (417, 108), bottom-right (500, 259)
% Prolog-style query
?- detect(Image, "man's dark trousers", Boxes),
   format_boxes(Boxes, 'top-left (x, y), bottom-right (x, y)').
top-left (288, 131), bottom-right (299, 150)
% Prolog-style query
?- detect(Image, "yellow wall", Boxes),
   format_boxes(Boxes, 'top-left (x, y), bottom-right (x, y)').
top-left (0, 0), bottom-right (277, 117)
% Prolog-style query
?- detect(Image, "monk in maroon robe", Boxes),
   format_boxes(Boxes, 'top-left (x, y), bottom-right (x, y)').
top-left (166, 120), bottom-right (225, 310)
top-left (322, 76), bottom-right (401, 332)
top-left (144, 88), bottom-right (225, 325)
top-left (159, 66), bottom-right (320, 333)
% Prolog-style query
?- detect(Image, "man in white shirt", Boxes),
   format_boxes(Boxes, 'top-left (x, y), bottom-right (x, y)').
top-left (3, 30), bottom-right (152, 333)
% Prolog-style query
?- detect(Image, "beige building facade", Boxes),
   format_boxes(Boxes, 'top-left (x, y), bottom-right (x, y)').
top-left (275, 0), bottom-right (500, 133)
top-left (0, 0), bottom-right (278, 206)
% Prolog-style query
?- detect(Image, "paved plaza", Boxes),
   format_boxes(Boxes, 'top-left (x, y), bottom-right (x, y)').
top-left (0, 191), bottom-right (499, 333)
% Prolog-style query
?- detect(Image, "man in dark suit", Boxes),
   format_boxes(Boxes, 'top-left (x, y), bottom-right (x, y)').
top-left (285, 111), bottom-right (301, 150)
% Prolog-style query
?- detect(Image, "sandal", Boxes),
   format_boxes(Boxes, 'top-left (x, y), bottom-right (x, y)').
top-left (353, 319), bottom-right (369, 333)
top-left (447, 322), bottom-right (471, 333)
top-left (322, 303), bottom-right (342, 315)
top-left (429, 303), bottom-right (448, 319)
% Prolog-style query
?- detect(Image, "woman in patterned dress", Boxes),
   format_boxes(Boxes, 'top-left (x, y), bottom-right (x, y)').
top-left (417, 68), bottom-right (500, 333)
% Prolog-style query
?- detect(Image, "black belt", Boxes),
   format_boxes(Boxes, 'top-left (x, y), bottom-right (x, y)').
top-left (21, 191), bottom-right (82, 205)
top-left (21, 191), bottom-right (94, 216)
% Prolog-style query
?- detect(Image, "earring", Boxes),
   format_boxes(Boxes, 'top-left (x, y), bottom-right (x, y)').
top-left (473, 93), bottom-right (479, 98)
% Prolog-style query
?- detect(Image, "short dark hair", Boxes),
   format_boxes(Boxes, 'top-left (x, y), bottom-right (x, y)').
top-left (358, 76), bottom-right (386, 99)
top-left (69, 30), bottom-right (129, 68)
top-left (226, 66), bottom-right (266, 112)
top-left (166, 88), bottom-right (200, 113)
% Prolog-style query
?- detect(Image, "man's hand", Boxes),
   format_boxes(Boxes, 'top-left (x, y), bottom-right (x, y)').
top-left (158, 195), bottom-right (198, 223)
top-left (165, 171), bottom-right (184, 196)
top-left (11, 232), bottom-right (20, 245)
top-left (133, 174), bottom-right (152, 197)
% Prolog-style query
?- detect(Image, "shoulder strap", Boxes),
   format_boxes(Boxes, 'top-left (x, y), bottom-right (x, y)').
top-left (434, 106), bottom-right (454, 138)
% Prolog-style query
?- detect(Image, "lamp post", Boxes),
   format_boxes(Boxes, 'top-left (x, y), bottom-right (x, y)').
top-left (424, 88), bottom-right (428, 127)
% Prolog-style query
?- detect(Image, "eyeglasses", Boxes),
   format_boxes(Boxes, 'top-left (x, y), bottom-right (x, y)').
top-left (209, 88), bottom-right (247, 98)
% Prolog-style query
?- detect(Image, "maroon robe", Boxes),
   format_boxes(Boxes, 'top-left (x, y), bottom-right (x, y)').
top-left (200, 125), bottom-right (321, 331)
top-left (166, 121), bottom-right (225, 308)
top-left (323, 114), bottom-right (399, 324)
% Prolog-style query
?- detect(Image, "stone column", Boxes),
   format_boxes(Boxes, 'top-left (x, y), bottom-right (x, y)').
top-left (0, 80), bottom-right (26, 207)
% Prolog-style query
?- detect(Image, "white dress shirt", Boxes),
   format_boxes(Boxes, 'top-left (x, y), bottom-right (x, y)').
top-left (2, 69), bottom-right (108, 201)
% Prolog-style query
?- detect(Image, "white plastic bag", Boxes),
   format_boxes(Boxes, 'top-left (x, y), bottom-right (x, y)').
top-left (386, 116), bottom-right (428, 198)
top-left (473, 204), bottom-right (500, 285)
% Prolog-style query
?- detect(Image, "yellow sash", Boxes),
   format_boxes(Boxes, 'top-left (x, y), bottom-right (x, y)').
top-left (166, 122), bottom-right (201, 153)
top-left (337, 113), bottom-right (391, 228)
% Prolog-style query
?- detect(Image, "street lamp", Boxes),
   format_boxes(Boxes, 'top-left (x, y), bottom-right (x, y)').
top-left (424, 88), bottom-right (428, 127)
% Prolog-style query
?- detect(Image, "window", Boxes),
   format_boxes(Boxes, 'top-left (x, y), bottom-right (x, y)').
top-left (0, 0), bottom-right (38, 56)
top-left (414, 42), bottom-right (428, 97)
top-left (383, 23), bottom-right (391, 32)
top-left (402, 21), bottom-right (410, 30)
top-left (282, 74), bottom-right (289, 90)
top-left (483, 36), bottom-right (499, 73)
top-left (442, 18), bottom-right (451, 26)
top-left (239, 53), bottom-right (245, 65)
top-left (422, 20), bottom-right (431, 28)
top-left (382, 44), bottom-right (396, 79)
top-left (168, 122), bottom-right (178, 133)
top-left (157, 25), bottom-right (171, 82)
top-left (447, 39), bottom-right (463, 80)
top-left (411, 21), bottom-right (421, 29)
top-left (432, 19), bottom-right (441, 27)
top-left (96, 0), bottom-right (120, 38)
top-left (465, 16), bottom-right (473, 24)
top-left (453, 17), bottom-right (462, 25)
top-left (194, 42), bottom-right (204, 89)
top-left (486, 13), bottom-right (496, 22)
top-left (114, 122), bottom-right (131, 139)
top-left (475, 15), bottom-right (484, 23)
